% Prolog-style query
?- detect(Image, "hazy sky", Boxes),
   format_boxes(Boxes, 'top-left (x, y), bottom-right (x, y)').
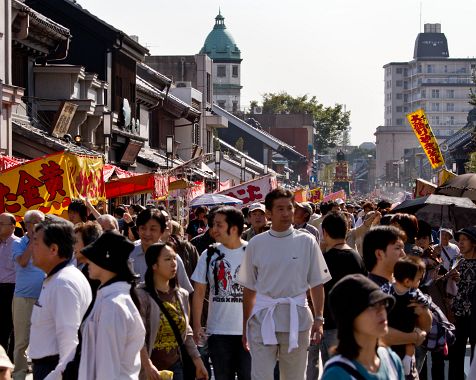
top-left (77, 0), bottom-right (476, 146)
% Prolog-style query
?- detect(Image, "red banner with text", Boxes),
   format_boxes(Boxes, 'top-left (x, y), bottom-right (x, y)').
top-left (0, 151), bottom-right (105, 216)
top-left (219, 175), bottom-right (277, 206)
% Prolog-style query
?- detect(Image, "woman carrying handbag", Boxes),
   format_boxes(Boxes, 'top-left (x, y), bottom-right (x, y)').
top-left (137, 242), bottom-right (208, 380)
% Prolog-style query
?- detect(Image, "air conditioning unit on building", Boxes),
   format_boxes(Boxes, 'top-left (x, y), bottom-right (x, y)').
top-left (175, 81), bottom-right (192, 88)
top-left (253, 106), bottom-right (263, 114)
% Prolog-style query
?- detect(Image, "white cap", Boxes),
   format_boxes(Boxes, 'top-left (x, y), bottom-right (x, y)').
top-left (0, 345), bottom-right (13, 369)
top-left (336, 198), bottom-right (345, 205)
top-left (249, 202), bottom-right (266, 213)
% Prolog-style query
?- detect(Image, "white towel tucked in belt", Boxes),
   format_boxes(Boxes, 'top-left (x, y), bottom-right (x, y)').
top-left (248, 292), bottom-right (307, 353)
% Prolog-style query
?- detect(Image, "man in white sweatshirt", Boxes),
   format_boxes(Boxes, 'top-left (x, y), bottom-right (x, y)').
top-left (29, 216), bottom-right (92, 380)
top-left (238, 188), bottom-right (331, 380)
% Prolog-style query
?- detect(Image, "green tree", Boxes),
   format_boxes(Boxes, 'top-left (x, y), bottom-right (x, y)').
top-left (250, 92), bottom-right (350, 153)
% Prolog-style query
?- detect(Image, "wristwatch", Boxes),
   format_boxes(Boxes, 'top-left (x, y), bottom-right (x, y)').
top-left (314, 316), bottom-right (325, 324)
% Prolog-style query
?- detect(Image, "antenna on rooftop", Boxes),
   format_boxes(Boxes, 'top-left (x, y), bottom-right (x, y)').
top-left (419, 1), bottom-right (422, 33)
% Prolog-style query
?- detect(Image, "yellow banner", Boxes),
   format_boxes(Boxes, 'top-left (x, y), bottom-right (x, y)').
top-left (438, 168), bottom-right (457, 186)
top-left (308, 188), bottom-right (323, 204)
top-left (407, 109), bottom-right (445, 169)
top-left (0, 151), bottom-right (105, 216)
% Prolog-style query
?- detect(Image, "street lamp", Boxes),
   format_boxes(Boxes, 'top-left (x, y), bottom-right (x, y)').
top-left (215, 150), bottom-right (221, 191)
top-left (241, 157), bottom-right (246, 183)
top-left (166, 135), bottom-right (174, 169)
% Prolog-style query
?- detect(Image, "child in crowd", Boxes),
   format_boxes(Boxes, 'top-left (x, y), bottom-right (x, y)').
top-left (389, 256), bottom-right (428, 379)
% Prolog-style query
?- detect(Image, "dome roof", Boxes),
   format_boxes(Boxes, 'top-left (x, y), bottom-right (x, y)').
top-left (200, 11), bottom-right (241, 62)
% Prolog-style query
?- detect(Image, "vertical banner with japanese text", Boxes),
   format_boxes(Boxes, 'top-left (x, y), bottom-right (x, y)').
top-left (0, 151), bottom-right (105, 216)
top-left (407, 109), bottom-right (445, 169)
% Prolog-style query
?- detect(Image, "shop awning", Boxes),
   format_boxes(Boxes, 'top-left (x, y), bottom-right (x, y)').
top-left (105, 173), bottom-right (168, 199)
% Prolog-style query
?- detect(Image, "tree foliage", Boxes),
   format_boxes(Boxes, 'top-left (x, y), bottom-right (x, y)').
top-left (251, 92), bottom-right (351, 153)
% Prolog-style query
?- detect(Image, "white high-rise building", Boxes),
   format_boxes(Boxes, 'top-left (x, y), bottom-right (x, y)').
top-left (384, 23), bottom-right (475, 137)
top-left (376, 23), bottom-right (476, 179)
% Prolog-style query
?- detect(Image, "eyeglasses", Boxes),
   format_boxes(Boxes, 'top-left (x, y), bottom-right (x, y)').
top-left (368, 299), bottom-right (390, 311)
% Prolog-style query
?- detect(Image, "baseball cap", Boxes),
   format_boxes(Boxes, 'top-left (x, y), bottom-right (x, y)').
top-left (295, 202), bottom-right (313, 215)
top-left (0, 345), bottom-right (13, 369)
top-left (455, 226), bottom-right (476, 242)
top-left (249, 202), bottom-right (266, 213)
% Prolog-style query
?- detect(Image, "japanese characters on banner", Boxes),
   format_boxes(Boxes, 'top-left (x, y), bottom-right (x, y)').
top-left (219, 175), bottom-right (277, 206)
top-left (322, 189), bottom-right (346, 203)
top-left (407, 109), bottom-right (445, 169)
top-left (308, 188), bottom-right (323, 204)
top-left (0, 151), bottom-right (105, 216)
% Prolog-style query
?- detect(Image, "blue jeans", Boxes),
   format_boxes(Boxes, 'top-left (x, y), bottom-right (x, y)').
top-left (169, 360), bottom-right (184, 380)
top-left (208, 334), bottom-right (251, 380)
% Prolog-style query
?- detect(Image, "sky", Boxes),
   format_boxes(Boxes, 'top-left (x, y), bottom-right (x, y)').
top-left (77, 0), bottom-right (476, 146)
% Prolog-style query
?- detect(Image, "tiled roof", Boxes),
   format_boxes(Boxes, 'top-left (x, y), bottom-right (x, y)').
top-left (13, 0), bottom-right (71, 37)
top-left (13, 121), bottom-right (101, 156)
top-left (212, 104), bottom-right (305, 160)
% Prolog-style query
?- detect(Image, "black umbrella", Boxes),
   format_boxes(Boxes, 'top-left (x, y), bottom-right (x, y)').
top-left (391, 194), bottom-right (476, 230)
top-left (435, 173), bottom-right (476, 201)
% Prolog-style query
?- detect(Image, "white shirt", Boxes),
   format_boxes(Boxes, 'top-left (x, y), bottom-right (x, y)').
top-left (237, 226), bottom-right (331, 332)
top-left (437, 242), bottom-right (460, 271)
top-left (30, 264), bottom-right (92, 369)
top-left (130, 240), bottom-right (194, 294)
top-left (78, 281), bottom-right (145, 379)
top-left (191, 242), bottom-right (248, 335)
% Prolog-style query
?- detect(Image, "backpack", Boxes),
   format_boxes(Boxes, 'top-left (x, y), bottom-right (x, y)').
top-left (422, 297), bottom-right (456, 352)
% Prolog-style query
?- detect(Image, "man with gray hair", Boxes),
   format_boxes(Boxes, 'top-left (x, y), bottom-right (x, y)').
top-left (96, 214), bottom-right (119, 232)
top-left (12, 210), bottom-right (45, 380)
top-left (0, 213), bottom-right (20, 361)
top-left (29, 216), bottom-right (92, 379)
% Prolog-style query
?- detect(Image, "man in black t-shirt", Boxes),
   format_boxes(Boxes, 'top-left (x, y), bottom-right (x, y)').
top-left (307, 212), bottom-right (367, 380)
top-left (186, 206), bottom-right (208, 240)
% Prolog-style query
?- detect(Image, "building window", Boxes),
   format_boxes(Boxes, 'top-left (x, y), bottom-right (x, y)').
top-left (404, 94), bottom-right (409, 102)
top-left (232, 65), bottom-right (239, 78)
top-left (396, 68), bottom-right (403, 74)
top-left (232, 101), bottom-right (238, 113)
top-left (446, 103), bottom-right (455, 112)
top-left (386, 93), bottom-right (392, 101)
top-left (396, 80), bottom-right (403, 87)
top-left (417, 65), bottom-right (422, 73)
top-left (404, 106), bottom-right (409, 112)
top-left (217, 65), bottom-right (226, 77)
top-left (396, 106), bottom-right (403, 112)
top-left (427, 64), bottom-right (434, 73)
top-left (421, 90), bottom-right (426, 99)
top-left (217, 100), bottom-right (226, 108)
top-left (206, 73), bottom-right (211, 103)
top-left (449, 116), bottom-right (455, 125)
top-left (386, 80), bottom-right (392, 89)
top-left (396, 93), bottom-right (403, 100)
top-left (446, 89), bottom-right (455, 99)
top-left (386, 67), bottom-right (391, 76)
top-left (431, 89), bottom-right (440, 98)
top-left (396, 118), bottom-right (404, 125)
top-left (403, 68), bottom-right (408, 76)
top-left (431, 103), bottom-right (440, 112)
top-left (206, 129), bottom-right (211, 153)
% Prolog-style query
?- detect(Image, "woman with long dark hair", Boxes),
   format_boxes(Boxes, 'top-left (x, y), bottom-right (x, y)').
top-left (137, 242), bottom-right (207, 380)
top-left (322, 274), bottom-right (404, 379)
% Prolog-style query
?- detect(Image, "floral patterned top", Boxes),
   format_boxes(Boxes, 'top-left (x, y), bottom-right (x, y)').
top-left (452, 259), bottom-right (476, 317)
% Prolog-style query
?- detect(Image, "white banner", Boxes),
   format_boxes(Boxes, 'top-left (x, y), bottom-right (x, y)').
top-left (218, 175), bottom-right (277, 206)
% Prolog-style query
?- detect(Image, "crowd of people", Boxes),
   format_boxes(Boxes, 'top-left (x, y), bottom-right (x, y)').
top-left (0, 189), bottom-right (475, 379)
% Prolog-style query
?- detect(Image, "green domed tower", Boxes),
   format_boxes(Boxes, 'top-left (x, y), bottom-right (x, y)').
top-left (200, 10), bottom-right (242, 113)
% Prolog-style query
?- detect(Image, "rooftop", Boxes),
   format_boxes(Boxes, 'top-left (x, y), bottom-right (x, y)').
top-left (200, 11), bottom-right (241, 62)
